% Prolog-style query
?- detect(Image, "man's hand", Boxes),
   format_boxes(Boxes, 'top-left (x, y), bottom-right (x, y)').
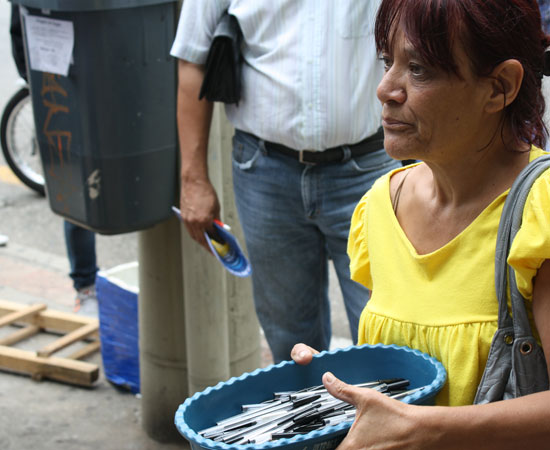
top-left (180, 177), bottom-right (220, 250)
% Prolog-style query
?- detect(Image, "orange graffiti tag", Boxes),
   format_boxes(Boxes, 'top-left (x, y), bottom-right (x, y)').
top-left (41, 73), bottom-right (72, 177)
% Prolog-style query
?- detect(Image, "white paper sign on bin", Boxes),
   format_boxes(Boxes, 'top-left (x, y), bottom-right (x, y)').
top-left (24, 15), bottom-right (74, 77)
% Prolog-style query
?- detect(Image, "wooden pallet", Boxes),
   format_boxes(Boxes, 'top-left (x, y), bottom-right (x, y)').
top-left (0, 299), bottom-right (100, 387)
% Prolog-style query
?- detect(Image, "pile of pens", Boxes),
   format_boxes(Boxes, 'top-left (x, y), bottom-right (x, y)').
top-left (198, 378), bottom-right (424, 445)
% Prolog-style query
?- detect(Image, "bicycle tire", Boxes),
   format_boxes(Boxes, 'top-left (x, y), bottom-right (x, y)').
top-left (0, 87), bottom-right (45, 196)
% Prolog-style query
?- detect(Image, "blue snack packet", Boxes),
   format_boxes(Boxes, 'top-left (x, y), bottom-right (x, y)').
top-left (172, 207), bottom-right (252, 277)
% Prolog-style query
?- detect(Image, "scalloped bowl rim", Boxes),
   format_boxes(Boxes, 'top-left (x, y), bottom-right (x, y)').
top-left (175, 343), bottom-right (447, 450)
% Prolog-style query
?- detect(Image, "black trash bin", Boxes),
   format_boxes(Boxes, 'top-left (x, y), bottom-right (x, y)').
top-left (11, 0), bottom-right (178, 234)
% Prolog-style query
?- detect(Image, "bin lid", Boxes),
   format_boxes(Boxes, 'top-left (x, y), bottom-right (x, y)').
top-left (10, 0), bottom-right (175, 12)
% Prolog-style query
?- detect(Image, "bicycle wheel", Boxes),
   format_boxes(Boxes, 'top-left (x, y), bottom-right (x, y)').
top-left (0, 87), bottom-right (45, 196)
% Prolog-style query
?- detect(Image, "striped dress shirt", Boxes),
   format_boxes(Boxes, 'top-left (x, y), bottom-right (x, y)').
top-left (539, 0), bottom-right (550, 33)
top-left (171, 0), bottom-right (383, 151)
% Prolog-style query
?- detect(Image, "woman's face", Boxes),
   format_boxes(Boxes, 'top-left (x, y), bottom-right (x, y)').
top-left (377, 30), bottom-right (493, 163)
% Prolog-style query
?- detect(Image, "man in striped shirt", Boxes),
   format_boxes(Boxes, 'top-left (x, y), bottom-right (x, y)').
top-left (171, 1), bottom-right (400, 363)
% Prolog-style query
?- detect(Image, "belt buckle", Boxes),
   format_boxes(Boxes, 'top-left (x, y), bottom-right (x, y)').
top-left (298, 150), bottom-right (317, 165)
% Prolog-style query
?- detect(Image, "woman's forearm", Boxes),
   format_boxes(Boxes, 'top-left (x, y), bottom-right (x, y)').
top-left (416, 391), bottom-right (550, 449)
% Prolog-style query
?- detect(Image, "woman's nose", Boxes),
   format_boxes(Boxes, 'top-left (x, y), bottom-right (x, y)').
top-left (377, 69), bottom-right (406, 105)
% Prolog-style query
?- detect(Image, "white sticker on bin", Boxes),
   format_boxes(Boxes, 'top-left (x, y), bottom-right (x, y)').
top-left (24, 15), bottom-right (74, 77)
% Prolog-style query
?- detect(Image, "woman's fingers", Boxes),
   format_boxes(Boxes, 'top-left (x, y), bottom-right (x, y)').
top-left (323, 372), bottom-right (418, 450)
top-left (322, 371), bottom-right (363, 406)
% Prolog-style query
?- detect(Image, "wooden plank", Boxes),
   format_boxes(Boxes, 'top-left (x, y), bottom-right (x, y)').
top-left (31, 310), bottom-right (98, 335)
top-left (68, 341), bottom-right (101, 360)
top-left (0, 344), bottom-right (99, 387)
top-left (0, 300), bottom-right (98, 337)
top-left (0, 324), bottom-right (40, 346)
top-left (0, 303), bottom-right (46, 328)
top-left (37, 323), bottom-right (98, 358)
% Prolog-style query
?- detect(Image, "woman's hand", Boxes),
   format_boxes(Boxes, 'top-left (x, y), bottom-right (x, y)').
top-left (290, 348), bottom-right (430, 448)
top-left (322, 372), bottom-right (423, 449)
top-left (290, 343), bottom-right (319, 365)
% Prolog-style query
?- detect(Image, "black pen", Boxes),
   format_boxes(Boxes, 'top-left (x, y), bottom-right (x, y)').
top-left (372, 379), bottom-right (410, 393)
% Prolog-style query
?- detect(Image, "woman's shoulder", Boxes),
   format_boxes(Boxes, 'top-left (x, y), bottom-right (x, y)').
top-left (388, 162), bottom-right (423, 212)
top-left (529, 145), bottom-right (550, 161)
top-left (355, 162), bottom-right (423, 217)
top-left (509, 146), bottom-right (550, 300)
top-left (528, 145), bottom-right (550, 192)
top-left (356, 165), bottom-right (402, 208)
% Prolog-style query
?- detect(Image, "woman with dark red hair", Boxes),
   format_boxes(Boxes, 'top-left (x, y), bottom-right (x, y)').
top-left (292, 0), bottom-right (550, 447)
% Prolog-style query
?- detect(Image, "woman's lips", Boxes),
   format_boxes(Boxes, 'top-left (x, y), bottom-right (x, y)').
top-left (382, 117), bottom-right (411, 131)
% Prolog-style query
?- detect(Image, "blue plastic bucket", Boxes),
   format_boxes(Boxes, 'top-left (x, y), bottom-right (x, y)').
top-left (96, 262), bottom-right (140, 393)
top-left (175, 344), bottom-right (446, 450)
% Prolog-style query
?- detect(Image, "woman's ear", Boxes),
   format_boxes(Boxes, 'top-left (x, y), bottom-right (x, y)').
top-left (485, 59), bottom-right (524, 113)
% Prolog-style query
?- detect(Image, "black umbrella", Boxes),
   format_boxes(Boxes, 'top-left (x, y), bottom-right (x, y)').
top-left (199, 13), bottom-right (242, 105)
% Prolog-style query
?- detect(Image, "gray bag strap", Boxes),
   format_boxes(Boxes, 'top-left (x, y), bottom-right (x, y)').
top-left (474, 154), bottom-right (550, 404)
top-left (495, 154), bottom-right (550, 338)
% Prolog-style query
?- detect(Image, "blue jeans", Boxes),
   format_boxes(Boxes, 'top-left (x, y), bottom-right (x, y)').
top-left (64, 220), bottom-right (97, 290)
top-left (232, 130), bottom-right (400, 362)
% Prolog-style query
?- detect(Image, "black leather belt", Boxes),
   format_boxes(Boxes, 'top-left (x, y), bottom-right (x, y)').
top-left (261, 127), bottom-right (384, 165)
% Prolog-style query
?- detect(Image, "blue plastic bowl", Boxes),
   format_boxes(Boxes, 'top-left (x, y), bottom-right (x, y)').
top-left (175, 344), bottom-right (446, 450)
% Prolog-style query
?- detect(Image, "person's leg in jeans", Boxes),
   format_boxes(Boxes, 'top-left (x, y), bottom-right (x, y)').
top-left (64, 220), bottom-right (98, 313)
top-left (232, 131), bottom-right (331, 362)
top-left (317, 148), bottom-right (401, 342)
top-left (232, 131), bottom-right (399, 361)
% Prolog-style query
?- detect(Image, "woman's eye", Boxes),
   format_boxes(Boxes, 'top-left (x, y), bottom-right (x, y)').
top-left (409, 63), bottom-right (427, 77)
top-left (380, 56), bottom-right (393, 71)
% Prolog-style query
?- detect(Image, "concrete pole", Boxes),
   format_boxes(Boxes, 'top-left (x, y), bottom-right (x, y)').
top-left (139, 106), bottom-right (260, 442)
top-left (181, 104), bottom-right (261, 395)
top-left (140, 1), bottom-right (260, 429)
top-left (138, 216), bottom-right (188, 444)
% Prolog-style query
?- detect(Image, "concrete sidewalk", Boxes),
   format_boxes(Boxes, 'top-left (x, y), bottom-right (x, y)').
top-left (0, 241), bottom-right (353, 449)
top-left (0, 162), bottom-right (354, 449)
top-left (0, 240), bottom-right (190, 449)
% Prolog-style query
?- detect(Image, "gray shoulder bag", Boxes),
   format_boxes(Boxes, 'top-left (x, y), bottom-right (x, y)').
top-left (474, 155), bottom-right (550, 404)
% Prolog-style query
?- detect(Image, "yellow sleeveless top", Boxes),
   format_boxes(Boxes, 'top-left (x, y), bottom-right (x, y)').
top-left (348, 147), bottom-right (550, 406)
